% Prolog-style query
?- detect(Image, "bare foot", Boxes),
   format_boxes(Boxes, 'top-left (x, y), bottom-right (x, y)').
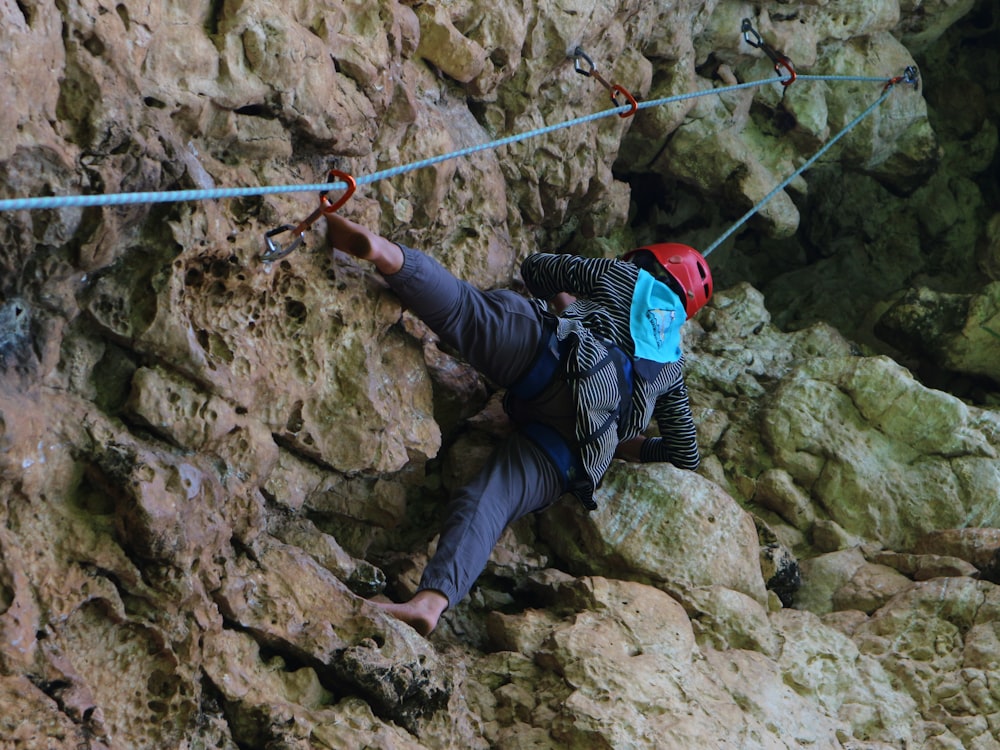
top-left (370, 589), bottom-right (449, 637)
top-left (326, 213), bottom-right (404, 275)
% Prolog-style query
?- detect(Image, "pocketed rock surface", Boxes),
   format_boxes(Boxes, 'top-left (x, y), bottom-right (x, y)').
top-left (1, 0), bottom-right (999, 748)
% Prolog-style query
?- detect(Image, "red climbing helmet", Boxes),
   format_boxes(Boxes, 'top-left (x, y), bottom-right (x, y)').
top-left (624, 243), bottom-right (713, 317)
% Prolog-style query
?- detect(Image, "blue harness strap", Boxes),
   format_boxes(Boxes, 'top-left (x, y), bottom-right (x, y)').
top-left (604, 344), bottom-right (637, 436)
top-left (508, 326), bottom-right (563, 402)
top-left (519, 420), bottom-right (583, 492)
top-left (506, 323), bottom-right (582, 492)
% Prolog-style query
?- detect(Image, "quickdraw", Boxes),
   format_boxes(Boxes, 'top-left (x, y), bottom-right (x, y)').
top-left (741, 19), bottom-right (797, 86)
top-left (572, 47), bottom-right (639, 117)
top-left (260, 169), bottom-right (356, 262)
top-left (884, 65), bottom-right (920, 92)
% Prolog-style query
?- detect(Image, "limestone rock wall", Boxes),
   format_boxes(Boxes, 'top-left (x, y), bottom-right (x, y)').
top-left (1, 0), bottom-right (999, 748)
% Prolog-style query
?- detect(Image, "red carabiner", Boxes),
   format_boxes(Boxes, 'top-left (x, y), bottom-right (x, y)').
top-left (611, 84), bottom-right (639, 117)
top-left (261, 169), bottom-right (356, 262)
top-left (319, 169), bottom-right (357, 216)
top-left (774, 57), bottom-right (797, 87)
top-left (741, 19), bottom-right (796, 87)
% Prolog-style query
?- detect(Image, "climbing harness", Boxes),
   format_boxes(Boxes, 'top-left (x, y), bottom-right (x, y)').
top-left (741, 19), bottom-right (796, 86)
top-left (260, 169), bottom-right (355, 261)
top-left (572, 47), bottom-right (639, 117)
top-left (508, 322), bottom-right (566, 403)
top-left (518, 420), bottom-right (583, 491)
top-left (0, 21), bottom-right (920, 264)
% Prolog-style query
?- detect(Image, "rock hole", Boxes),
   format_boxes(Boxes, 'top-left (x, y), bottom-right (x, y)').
top-left (0, 582), bottom-right (12, 615)
top-left (115, 3), bottom-right (130, 30)
top-left (490, 48), bottom-right (510, 67)
top-left (286, 401), bottom-right (304, 433)
top-left (82, 35), bottom-right (105, 56)
top-left (285, 299), bottom-right (307, 321)
top-left (185, 268), bottom-right (204, 287)
top-left (234, 103), bottom-right (276, 119)
top-left (147, 668), bottom-right (178, 698)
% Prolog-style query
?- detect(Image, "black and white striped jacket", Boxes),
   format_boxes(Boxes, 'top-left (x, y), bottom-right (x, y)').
top-left (521, 253), bottom-right (700, 509)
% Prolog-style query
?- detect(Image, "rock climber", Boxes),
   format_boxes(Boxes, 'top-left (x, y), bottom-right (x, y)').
top-left (325, 213), bottom-right (712, 635)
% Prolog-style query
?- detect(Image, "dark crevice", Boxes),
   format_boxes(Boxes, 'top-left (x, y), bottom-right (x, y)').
top-left (213, 603), bottom-right (446, 735)
top-left (115, 4), bottom-right (130, 31)
top-left (195, 674), bottom-right (246, 749)
top-left (204, 0), bottom-right (225, 37)
top-left (15, 0), bottom-right (31, 25)
top-left (234, 104), bottom-right (276, 119)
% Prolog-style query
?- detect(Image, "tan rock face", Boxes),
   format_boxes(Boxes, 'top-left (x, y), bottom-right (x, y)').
top-left (1, 0), bottom-right (998, 748)
top-left (760, 355), bottom-right (999, 549)
top-left (83, 239), bottom-right (441, 474)
top-left (541, 461), bottom-right (769, 604)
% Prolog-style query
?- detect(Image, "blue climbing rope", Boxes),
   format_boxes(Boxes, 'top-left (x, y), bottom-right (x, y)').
top-left (0, 72), bottom-right (911, 214)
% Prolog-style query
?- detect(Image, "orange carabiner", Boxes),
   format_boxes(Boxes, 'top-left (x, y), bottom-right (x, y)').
top-left (774, 57), bottom-right (797, 87)
top-left (610, 84), bottom-right (638, 117)
top-left (573, 47), bottom-right (639, 118)
top-left (319, 169), bottom-right (357, 215)
top-left (261, 169), bottom-right (356, 262)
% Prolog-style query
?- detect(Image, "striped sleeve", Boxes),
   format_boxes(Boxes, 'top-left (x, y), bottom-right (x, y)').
top-left (521, 253), bottom-right (620, 302)
top-left (639, 372), bottom-right (700, 471)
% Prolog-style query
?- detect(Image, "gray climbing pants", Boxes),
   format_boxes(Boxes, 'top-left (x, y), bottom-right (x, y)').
top-left (383, 246), bottom-right (566, 608)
